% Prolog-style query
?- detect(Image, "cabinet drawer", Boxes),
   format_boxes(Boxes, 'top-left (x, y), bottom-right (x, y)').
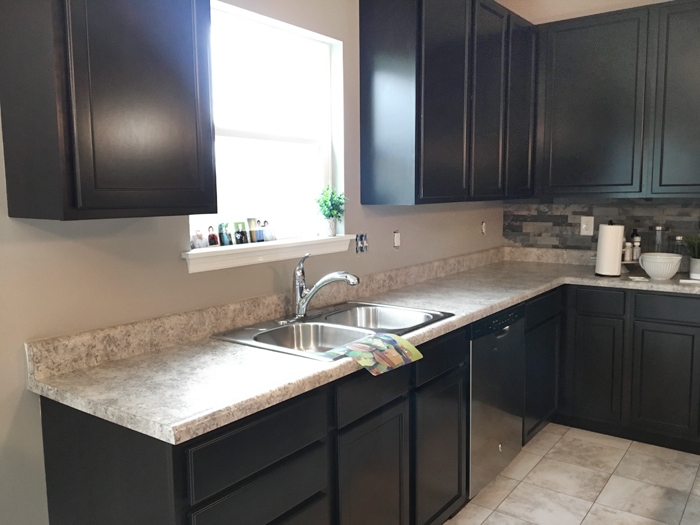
top-left (275, 493), bottom-right (329, 525)
top-left (576, 287), bottom-right (625, 316)
top-left (190, 442), bottom-right (328, 525)
top-left (635, 293), bottom-right (700, 326)
top-left (414, 329), bottom-right (468, 387)
top-left (187, 389), bottom-right (328, 505)
top-left (526, 288), bottom-right (562, 331)
top-left (336, 365), bottom-right (411, 429)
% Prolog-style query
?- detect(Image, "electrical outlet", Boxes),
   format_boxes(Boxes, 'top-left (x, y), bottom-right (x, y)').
top-left (580, 216), bottom-right (594, 236)
top-left (481, 221), bottom-right (486, 235)
top-left (355, 233), bottom-right (368, 253)
top-left (393, 230), bottom-right (400, 249)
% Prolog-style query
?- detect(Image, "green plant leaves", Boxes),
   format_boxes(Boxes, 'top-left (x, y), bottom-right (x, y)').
top-left (316, 185), bottom-right (347, 221)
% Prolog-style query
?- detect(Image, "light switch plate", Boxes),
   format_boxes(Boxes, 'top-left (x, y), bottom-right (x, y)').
top-left (580, 216), bottom-right (594, 236)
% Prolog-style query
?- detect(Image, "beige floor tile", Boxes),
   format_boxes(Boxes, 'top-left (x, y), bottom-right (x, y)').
top-left (582, 504), bottom-right (669, 525)
top-left (681, 495), bottom-right (700, 525)
top-left (471, 476), bottom-right (520, 510)
top-left (629, 441), bottom-right (700, 467)
top-left (546, 435), bottom-right (627, 473)
top-left (524, 457), bottom-right (610, 502)
top-left (483, 511), bottom-right (534, 524)
top-left (448, 503), bottom-right (492, 524)
top-left (691, 474), bottom-right (700, 497)
top-left (496, 482), bottom-right (592, 525)
top-left (596, 475), bottom-right (688, 524)
top-left (523, 431), bottom-right (562, 456)
top-left (565, 428), bottom-right (632, 451)
top-left (500, 451), bottom-right (542, 481)
top-left (543, 423), bottom-right (570, 436)
top-left (615, 451), bottom-right (698, 493)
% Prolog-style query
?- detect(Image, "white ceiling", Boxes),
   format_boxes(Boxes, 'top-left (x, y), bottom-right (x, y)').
top-left (495, 0), bottom-right (670, 24)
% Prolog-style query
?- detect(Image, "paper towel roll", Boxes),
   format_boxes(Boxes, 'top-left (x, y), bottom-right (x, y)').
top-left (596, 224), bottom-right (625, 277)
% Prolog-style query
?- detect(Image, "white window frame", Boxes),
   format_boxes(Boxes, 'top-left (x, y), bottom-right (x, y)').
top-left (183, 2), bottom-right (350, 273)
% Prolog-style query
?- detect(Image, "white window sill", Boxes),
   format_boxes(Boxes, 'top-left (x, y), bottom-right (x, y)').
top-left (182, 235), bottom-right (355, 273)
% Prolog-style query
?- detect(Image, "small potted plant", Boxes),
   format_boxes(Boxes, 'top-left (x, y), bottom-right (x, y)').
top-left (316, 185), bottom-right (347, 237)
top-left (684, 234), bottom-right (700, 280)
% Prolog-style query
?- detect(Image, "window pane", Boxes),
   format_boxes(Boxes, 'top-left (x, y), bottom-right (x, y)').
top-left (211, 10), bottom-right (332, 141)
top-left (213, 135), bottom-right (327, 239)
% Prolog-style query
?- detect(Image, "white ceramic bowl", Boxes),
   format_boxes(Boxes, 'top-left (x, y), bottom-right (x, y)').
top-left (639, 252), bottom-right (682, 280)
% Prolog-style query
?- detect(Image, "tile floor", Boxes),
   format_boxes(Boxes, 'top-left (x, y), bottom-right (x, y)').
top-left (447, 423), bottom-right (700, 525)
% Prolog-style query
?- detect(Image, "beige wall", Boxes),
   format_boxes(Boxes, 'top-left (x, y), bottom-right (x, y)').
top-left (0, 0), bottom-right (502, 522)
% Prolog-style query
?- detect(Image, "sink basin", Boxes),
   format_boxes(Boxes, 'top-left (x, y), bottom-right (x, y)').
top-left (323, 302), bottom-right (452, 334)
top-left (213, 322), bottom-right (374, 361)
top-left (212, 302), bottom-right (452, 361)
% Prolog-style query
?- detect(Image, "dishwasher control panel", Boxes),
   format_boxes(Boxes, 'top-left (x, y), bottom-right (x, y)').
top-left (471, 305), bottom-right (525, 339)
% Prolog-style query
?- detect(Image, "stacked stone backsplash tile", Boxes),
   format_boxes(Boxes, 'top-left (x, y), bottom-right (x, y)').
top-left (504, 199), bottom-right (700, 252)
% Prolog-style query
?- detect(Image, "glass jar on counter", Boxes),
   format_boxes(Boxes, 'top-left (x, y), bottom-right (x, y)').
top-left (670, 235), bottom-right (690, 273)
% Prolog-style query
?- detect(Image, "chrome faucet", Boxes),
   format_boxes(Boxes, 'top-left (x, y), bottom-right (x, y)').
top-left (294, 253), bottom-right (360, 318)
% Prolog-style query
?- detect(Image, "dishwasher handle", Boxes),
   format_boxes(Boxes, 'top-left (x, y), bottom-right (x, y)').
top-left (495, 326), bottom-right (511, 338)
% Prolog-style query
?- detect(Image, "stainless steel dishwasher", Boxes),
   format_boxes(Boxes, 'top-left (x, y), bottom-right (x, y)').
top-left (469, 305), bottom-right (525, 499)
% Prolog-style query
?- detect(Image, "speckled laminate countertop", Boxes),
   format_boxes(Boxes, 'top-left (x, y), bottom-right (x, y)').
top-left (27, 260), bottom-right (700, 444)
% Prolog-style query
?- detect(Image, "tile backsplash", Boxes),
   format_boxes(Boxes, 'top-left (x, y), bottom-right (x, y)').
top-left (503, 199), bottom-right (700, 252)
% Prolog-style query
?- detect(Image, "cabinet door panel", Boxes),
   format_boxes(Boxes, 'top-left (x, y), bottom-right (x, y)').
top-left (420, 0), bottom-right (469, 201)
top-left (631, 321), bottom-right (700, 438)
top-left (541, 11), bottom-right (647, 194)
top-left (505, 15), bottom-right (536, 198)
top-left (414, 368), bottom-right (468, 525)
top-left (650, 2), bottom-right (700, 194)
top-left (67, 0), bottom-right (215, 210)
top-left (525, 316), bottom-right (559, 441)
top-left (470, 0), bottom-right (508, 198)
top-left (573, 315), bottom-right (624, 422)
top-left (338, 400), bottom-right (410, 525)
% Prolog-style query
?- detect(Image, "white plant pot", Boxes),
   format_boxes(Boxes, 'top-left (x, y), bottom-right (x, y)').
top-left (691, 258), bottom-right (700, 280)
top-left (326, 218), bottom-right (337, 237)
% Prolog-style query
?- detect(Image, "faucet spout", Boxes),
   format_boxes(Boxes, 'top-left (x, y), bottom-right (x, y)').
top-left (293, 254), bottom-right (360, 317)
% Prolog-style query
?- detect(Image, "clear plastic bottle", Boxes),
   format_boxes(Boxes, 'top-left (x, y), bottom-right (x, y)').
top-left (633, 236), bottom-right (642, 261)
top-left (654, 225), bottom-right (665, 252)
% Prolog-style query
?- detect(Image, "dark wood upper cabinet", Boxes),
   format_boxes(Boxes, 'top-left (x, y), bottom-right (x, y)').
top-left (505, 14), bottom-right (537, 198)
top-left (538, 9), bottom-right (648, 196)
top-left (649, 0), bottom-right (700, 196)
top-left (470, 0), bottom-right (508, 199)
top-left (360, 0), bottom-right (536, 205)
top-left (470, 2), bottom-right (536, 199)
top-left (0, 0), bottom-right (216, 220)
top-left (360, 0), bottom-right (470, 205)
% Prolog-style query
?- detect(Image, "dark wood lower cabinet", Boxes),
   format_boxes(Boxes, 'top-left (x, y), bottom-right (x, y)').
top-left (630, 321), bottom-right (700, 439)
top-left (524, 315), bottom-right (559, 441)
top-left (572, 314), bottom-right (624, 423)
top-left (414, 366), bottom-right (468, 525)
top-left (337, 399), bottom-right (410, 525)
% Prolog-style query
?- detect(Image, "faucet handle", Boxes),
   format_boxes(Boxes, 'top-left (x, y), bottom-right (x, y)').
top-left (296, 253), bottom-right (311, 275)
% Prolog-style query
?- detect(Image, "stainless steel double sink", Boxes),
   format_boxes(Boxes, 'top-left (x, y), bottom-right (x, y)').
top-left (212, 302), bottom-right (453, 361)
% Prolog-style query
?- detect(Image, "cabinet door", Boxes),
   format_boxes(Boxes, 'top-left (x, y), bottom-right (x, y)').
top-left (524, 316), bottom-right (559, 442)
top-left (337, 399), bottom-right (410, 525)
top-left (573, 315), bottom-right (624, 422)
top-left (470, 0), bottom-right (508, 198)
top-left (419, 0), bottom-right (469, 202)
top-left (630, 321), bottom-right (700, 439)
top-left (414, 367), bottom-right (468, 525)
top-left (540, 10), bottom-right (648, 195)
top-left (67, 0), bottom-right (216, 212)
top-left (649, 1), bottom-right (700, 195)
top-left (505, 15), bottom-right (536, 198)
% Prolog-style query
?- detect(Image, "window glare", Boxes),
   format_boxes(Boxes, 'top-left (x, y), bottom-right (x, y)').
top-left (189, 3), bottom-right (339, 241)
top-left (211, 10), bottom-right (332, 140)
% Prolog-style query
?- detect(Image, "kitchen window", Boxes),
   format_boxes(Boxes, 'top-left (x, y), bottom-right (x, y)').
top-left (185, 1), bottom-right (349, 271)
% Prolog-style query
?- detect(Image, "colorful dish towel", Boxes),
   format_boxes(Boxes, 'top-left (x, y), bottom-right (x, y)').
top-left (325, 333), bottom-right (423, 375)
